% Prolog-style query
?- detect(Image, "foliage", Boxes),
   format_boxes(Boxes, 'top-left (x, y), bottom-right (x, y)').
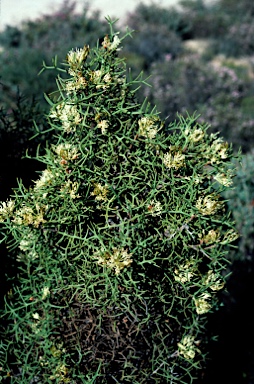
top-left (0, 0), bottom-right (109, 108)
top-left (126, 3), bottom-right (191, 40)
top-left (0, 92), bottom-right (50, 201)
top-left (122, 3), bottom-right (185, 75)
top-left (142, 55), bottom-right (254, 153)
top-left (123, 23), bottom-right (183, 72)
top-left (0, 21), bottom-right (238, 383)
top-left (1, 0), bottom-right (254, 153)
top-left (219, 18), bottom-right (254, 57)
top-left (223, 151), bottom-right (254, 261)
top-left (179, 0), bottom-right (230, 39)
top-left (180, 0), bottom-right (254, 57)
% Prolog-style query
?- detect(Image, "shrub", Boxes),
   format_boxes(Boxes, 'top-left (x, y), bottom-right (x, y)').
top-left (123, 23), bottom-right (183, 72)
top-left (223, 151), bottom-right (254, 261)
top-left (126, 3), bottom-right (191, 40)
top-left (179, 0), bottom-right (231, 39)
top-left (0, 0), bottom-right (108, 109)
top-left (222, 19), bottom-right (254, 57)
top-left (0, 92), bottom-right (50, 201)
top-left (143, 55), bottom-right (254, 152)
top-left (0, 20), bottom-right (238, 383)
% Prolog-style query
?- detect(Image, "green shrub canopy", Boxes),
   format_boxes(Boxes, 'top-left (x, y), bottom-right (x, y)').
top-left (0, 20), bottom-right (238, 383)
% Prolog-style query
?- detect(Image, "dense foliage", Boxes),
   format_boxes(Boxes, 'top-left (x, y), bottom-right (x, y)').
top-left (0, 0), bottom-right (253, 381)
top-left (0, 21), bottom-right (238, 383)
top-left (1, 0), bottom-right (254, 153)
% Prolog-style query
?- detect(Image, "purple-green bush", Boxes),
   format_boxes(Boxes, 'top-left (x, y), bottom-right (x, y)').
top-left (143, 55), bottom-right (254, 152)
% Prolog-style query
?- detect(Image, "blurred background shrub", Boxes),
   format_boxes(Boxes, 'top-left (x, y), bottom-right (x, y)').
top-left (0, 0), bottom-right (109, 109)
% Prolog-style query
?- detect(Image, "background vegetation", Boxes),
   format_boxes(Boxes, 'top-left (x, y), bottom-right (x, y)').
top-left (0, 0), bottom-right (254, 382)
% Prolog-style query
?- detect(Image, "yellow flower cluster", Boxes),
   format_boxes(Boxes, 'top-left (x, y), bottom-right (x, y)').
top-left (174, 259), bottom-right (196, 284)
top-left (49, 364), bottom-right (70, 382)
top-left (102, 35), bottom-right (121, 51)
top-left (214, 170), bottom-right (233, 187)
top-left (185, 127), bottom-right (205, 143)
top-left (94, 247), bottom-right (133, 275)
top-left (0, 199), bottom-right (15, 222)
top-left (49, 103), bottom-right (82, 133)
top-left (91, 183), bottom-right (109, 202)
top-left (60, 180), bottom-right (80, 199)
top-left (65, 76), bottom-right (87, 94)
top-left (163, 151), bottom-right (185, 170)
top-left (67, 45), bottom-right (89, 73)
top-left (90, 69), bottom-right (112, 90)
top-left (53, 143), bottom-right (79, 161)
top-left (97, 120), bottom-right (109, 134)
top-left (205, 137), bottom-right (229, 164)
top-left (147, 200), bottom-right (163, 216)
top-left (138, 116), bottom-right (159, 139)
top-left (194, 293), bottom-right (212, 314)
top-left (196, 194), bottom-right (223, 215)
top-left (203, 270), bottom-right (225, 291)
top-left (34, 169), bottom-right (55, 190)
top-left (12, 204), bottom-right (47, 227)
top-left (222, 228), bottom-right (239, 244)
top-left (178, 335), bottom-right (199, 360)
top-left (199, 229), bottom-right (220, 244)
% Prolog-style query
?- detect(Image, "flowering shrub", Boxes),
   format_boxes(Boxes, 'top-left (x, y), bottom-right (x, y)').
top-left (0, 20), bottom-right (238, 383)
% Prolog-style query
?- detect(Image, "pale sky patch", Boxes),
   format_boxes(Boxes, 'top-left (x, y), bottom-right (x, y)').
top-left (0, 0), bottom-right (181, 30)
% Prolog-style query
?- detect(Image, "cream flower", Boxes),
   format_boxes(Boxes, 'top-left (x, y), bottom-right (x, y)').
top-left (178, 335), bottom-right (198, 360)
top-left (0, 199), bottom-right (15, 222)
top-left (103, 73), bottom-right (112, 83)
top-left (196, 194), bottom-right (223, 215)
top-left (91, 183), bottom-right (108, 201)
top-left (94, 247), bottom-right (133, 275)
top-left (12, 204), bottom-right (47, 227)
top-left (147, 200), bottom-right (162, 216)
top-left (221, 229), bottom-right (239, 244)
top-left (214, 171), bottom-right (233, 187)
top-left (90, 69), bottom-right (103, 83)
top-left (65, 76), bottom-right (87, 94)
top-left (207, 138), bottom-right (229, 163)
top-left (194, 293), bottom-right (212, 314)
top-left (163, 152), bottom-right (185, 170)
top-left (189, 128), bottom-right (205, 143)
top-left (60, 180), bottom-right (80, 199)
top-left (67, 45), bottom-right (89, 69)
top-left (138, 116), bottom-right (159, 139)
top-left (199, 229), bottom-right (220, 244)
top-left (102, 35), bottom-right (121, 51)
top-left (42, 286), bottom-right (50, 300)
top-left (34, 169), bottom-right (54, 190)
top-left (32, 313), bottom-right (40, 320)
top-left (174, 259), bottom-right (196, 283)
top-left (97, 120), bottom-right (109, 134)
top-left (53, 143), bottom-right (79, 161)
top-left (203, 270), bottom-right (225, 291)
top-left (50, 104), bottom-right (81, 133)
top-left (109, 35), bottom-right (121, 51)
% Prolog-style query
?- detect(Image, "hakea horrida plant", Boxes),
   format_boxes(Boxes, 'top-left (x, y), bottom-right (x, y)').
top-left (0, 19), bottom-right (238, 383)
